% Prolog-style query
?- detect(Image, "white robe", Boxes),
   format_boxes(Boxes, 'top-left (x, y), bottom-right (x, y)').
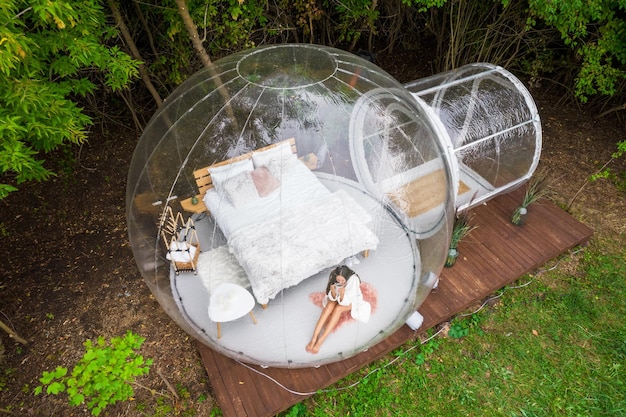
top-left (324, 274), bottom-right (371, 323)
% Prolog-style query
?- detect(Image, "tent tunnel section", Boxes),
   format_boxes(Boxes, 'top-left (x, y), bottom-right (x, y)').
top-left (404, 63), bottom-right (542, 211)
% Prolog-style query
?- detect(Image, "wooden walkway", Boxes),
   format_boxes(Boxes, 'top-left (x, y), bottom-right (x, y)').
top-left (196, 188), bottom-right (594, 417)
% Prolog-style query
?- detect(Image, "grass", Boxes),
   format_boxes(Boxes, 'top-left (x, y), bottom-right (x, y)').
top-left (280, 240), bottom-right (626, 416)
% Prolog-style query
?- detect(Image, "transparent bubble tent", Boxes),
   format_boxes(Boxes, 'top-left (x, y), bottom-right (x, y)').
top-left (126, 44), bottom-right (541, 368)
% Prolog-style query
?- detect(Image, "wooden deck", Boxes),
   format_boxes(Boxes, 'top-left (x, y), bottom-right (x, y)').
top-left (196, 188), bottom-right (594, 417)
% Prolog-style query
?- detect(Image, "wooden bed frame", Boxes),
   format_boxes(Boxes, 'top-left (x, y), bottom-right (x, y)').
top-left (180, 138), bottom-right (301, 214)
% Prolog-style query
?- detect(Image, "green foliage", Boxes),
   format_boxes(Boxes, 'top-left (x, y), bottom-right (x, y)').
top-left (288, 0), bottom-right (324, 42)
top-left (180, 0), bottom-right (267, 54)
top-left (449, 208), bottom-right (476, 250)
top-left (448, 322), bottom-right (469, 339)
top-left (283, 402), bottom-right (307, 417)
top-left (402, 0), bottom-right (447, 13)
top-left (512, 170), bottom-right (553, 224)
top-left (138, 0), bottom-right (267, 86)
top-left (208, 0), bottom-right (268, 53)
top-left (35, 331), bottom-right (153, 416)
top-left (327, 0), bottom-right (379, 47)
top-left (0, 0), bottom-right (139, 199)
top-left (405, 0), bottom-right (625, 104)
top-left (526, 0), bottom-right (626, 102)
top-left (591, 140), bottom-right (626, 191)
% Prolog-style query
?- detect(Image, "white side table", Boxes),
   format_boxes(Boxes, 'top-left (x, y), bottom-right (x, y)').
top-left (208, 283), bottom-right (257, 339)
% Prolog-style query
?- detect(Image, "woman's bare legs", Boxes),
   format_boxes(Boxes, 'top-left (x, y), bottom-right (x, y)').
top-left (306, 300), bottom-right (337, 352)
top-left (307, 303), bottom-right (352, 354)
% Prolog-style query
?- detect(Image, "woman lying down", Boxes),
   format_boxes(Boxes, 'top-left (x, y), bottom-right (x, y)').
top-left (306, 265), bottom-right (372, 354)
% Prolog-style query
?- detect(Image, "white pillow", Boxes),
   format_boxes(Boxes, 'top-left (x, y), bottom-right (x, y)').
top-left (208, 158), bottom-right (254, 194)
top-left (170, 241), bottom-right (189, 251)
top-left (266, 154), bottom-right (298, 179)
top-left (251, 141), bottom-right (295, 168)
top-left (250, 166), bottom-right (281, 197)
top-left (167, 244), bottom-right (197, 262)
top-left (221, 170), bottom-right (259, 208)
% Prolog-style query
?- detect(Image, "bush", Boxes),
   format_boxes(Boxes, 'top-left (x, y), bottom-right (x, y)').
top-left (34, 331), bottom-right (153, 416)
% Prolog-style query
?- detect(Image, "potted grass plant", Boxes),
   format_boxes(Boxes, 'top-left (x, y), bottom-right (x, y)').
top-left (511, 170), bottom-right (553, 226)
top-left (445, 208), bottom-right (476, 267)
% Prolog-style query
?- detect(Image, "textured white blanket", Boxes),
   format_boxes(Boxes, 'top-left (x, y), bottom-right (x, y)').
top-left (196, 246), bottom-right (251, 295)
top-left (228, 189), bottom-right (379, 305)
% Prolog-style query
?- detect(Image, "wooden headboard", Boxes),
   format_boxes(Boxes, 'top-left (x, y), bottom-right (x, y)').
top-left (180, 138), bottom-right (297, 213)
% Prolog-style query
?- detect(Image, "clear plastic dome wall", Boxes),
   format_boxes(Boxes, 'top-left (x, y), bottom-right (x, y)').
top-left (126, 44), bottom-right (456, 368)
top-left (404, 63), bottom-right (542, 211)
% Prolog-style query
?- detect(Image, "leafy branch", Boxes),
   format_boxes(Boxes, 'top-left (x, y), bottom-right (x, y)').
top-left (34, 331), bottom-right (153, 416)
top-left (0, 0), bottom-right (140, 200)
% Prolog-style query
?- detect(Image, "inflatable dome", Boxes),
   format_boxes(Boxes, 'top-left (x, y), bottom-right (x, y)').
top-left (126, 44), bottom-right (540, 368)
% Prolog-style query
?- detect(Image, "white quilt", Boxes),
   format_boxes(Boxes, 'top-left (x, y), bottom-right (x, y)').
top-left (228, 189), bottom-right (379, 305)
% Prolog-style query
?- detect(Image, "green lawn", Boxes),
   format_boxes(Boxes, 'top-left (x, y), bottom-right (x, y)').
top-left (282, 241), bottom-right (626, 416)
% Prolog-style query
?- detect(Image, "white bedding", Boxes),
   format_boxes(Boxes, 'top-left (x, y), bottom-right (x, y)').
top-left (204, 158), bottom-right (330, 237)
top-left (204, 157), bottom-right (379, 305)
top-left (228, 189), bottom-right (379, 304)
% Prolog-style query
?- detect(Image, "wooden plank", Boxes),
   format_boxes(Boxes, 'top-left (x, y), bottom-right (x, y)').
top-left (180, 196), bottom-right (206, 213)
top-left (247, 368), bottom-right (298, 416)
top-left (488, 189), bottom-right (590, 248)
top-left (489, 194), bottom-right (588, 261)
top-left (196, 344), bottom-right (245, 416)
top-left (197, 191), bottom-right (593, 417)
top-left (387, 168), bottom-right (470, 218)
top-left (473, 201), bottom-right (548, 267)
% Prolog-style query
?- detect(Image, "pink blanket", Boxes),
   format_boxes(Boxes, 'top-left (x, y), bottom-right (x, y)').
top-left (309, 283), bottom-right (378, 331)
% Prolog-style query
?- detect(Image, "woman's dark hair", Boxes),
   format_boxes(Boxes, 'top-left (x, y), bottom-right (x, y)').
top-left (326, 265), bottom-right (354, 293)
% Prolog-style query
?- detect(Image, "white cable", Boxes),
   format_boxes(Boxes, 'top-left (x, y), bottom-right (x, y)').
top-left (234, 326), bottom-right (447, 397)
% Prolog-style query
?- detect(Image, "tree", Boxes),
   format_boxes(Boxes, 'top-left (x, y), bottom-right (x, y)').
top-left (0, 0), bottom-right (140, 199)
top-left (526, 0), bottom-right (626, 103)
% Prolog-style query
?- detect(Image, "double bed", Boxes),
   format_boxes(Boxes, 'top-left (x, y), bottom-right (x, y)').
top-left (194, 139), bottom-right (379, 305)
